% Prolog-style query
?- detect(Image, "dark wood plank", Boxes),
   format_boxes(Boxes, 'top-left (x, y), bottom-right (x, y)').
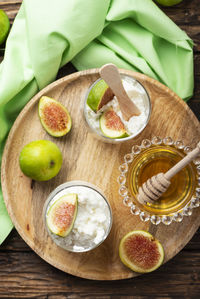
top-left (159, 1), bottom-right (200, 26)
top-left (179, 25), bottom-right (200, 52)
top-left (0, 230), bottom-right (30, 252)
top-left (0, 0), bottom-right (200, 297)
top-left (166, 8), bottom-right (200, 26)
top-left (0, 248), bottom-right (199, 298)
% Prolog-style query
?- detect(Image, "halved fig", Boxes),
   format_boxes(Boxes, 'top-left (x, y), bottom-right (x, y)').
top-left (119, 230), bottom-right (164, 273)
top-left (100, 108), bottom-right (129, 139)
top-left (87, 79), bottom-right (114, 112)
top-left (39, 96), bottom-right (72, 137)
top-left (46, 193), bottom-right (78, 237)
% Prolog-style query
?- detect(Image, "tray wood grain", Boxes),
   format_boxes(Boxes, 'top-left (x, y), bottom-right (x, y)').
top-left (1, 69), bottom-right (200, 280)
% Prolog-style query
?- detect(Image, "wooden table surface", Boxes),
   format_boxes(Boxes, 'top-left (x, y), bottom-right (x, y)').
top-left (0, 0), bottom-right (199, 298)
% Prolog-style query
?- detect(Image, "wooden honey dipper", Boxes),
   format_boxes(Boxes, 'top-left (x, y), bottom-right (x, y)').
top-left (137, 141), bottom-right (200, 205)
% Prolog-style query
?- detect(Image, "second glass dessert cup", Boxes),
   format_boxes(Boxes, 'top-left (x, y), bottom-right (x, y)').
top-left (118, 137), bottom-right (200, 225)
top-left (43, 181), bottom-right (112, 252)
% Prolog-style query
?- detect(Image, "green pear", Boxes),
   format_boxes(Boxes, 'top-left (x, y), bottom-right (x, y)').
top-left (19, 140), bottom-right (62, 181)
top-left (154, 0), bottom-right (183, 6)
top-left (0, 9), bottom-right (10, 45)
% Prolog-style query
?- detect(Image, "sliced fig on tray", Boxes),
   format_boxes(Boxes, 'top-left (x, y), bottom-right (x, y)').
top-left (46, 193), bottom-right (78, 237)
top-left (119, 230), bottom-right (164, 273)
top-left (39, 96), bottom-right (72, 137)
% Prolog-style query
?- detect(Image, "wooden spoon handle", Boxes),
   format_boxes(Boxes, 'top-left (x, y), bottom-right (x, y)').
top-left (165, 142), bottom-right (200, 180)
top-left (99, 64), bottom-right (141, 120)
top-left (100, 64), bottom-right (126, 98)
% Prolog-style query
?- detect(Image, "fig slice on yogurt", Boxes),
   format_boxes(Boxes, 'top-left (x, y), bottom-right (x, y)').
top-left (100, 108), bottom-right (129, 139)
top-left (39, 96), bottom-right (72, 137)
top-left (119, 230), bottom-right (164, 273)
top-left (87, 79), bottom-right (114, 112)
top-left (46, 194), bottom-right (78, 237)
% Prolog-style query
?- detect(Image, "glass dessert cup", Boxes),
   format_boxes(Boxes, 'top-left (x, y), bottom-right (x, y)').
top-left (118, 137), bottom-right (200, 225)
top-left (83, 74), bottom-right (151, 144)
top-left (43, 181), bottom-right (112, 252)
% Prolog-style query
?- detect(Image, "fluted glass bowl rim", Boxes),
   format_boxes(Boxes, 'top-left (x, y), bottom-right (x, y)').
top-left (118, 136), bottom-right (200, 225)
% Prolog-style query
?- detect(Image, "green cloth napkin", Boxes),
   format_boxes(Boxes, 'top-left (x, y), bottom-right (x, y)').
top-left (0, 0), bottom-right (193, 244)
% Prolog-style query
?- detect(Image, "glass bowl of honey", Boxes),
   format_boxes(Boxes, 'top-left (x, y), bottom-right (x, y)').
top-left (118, 137), bottom-right (200, 225)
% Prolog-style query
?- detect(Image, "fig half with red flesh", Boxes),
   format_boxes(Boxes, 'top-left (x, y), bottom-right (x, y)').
top-left (46, 193), bottom-right (78, 237)
top-left (39, 96), bottom-right (72, 137)
top-left (119, 230), bottom-right (164, 273)
top-left (100, 108), bottom-right (129, 139)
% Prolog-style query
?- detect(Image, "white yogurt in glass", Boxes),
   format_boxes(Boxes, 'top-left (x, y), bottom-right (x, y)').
top-left (84, 75), bottom-right (151, 142)
top-left (44, 181), bottom-right (112, 252)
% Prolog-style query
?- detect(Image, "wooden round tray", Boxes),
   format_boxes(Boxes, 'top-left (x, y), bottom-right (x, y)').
top-left (1, 69), bottom-right (200, 280)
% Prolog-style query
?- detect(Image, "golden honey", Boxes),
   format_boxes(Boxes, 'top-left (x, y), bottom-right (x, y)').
top-left (127, 145), bottom-right (197, 216)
